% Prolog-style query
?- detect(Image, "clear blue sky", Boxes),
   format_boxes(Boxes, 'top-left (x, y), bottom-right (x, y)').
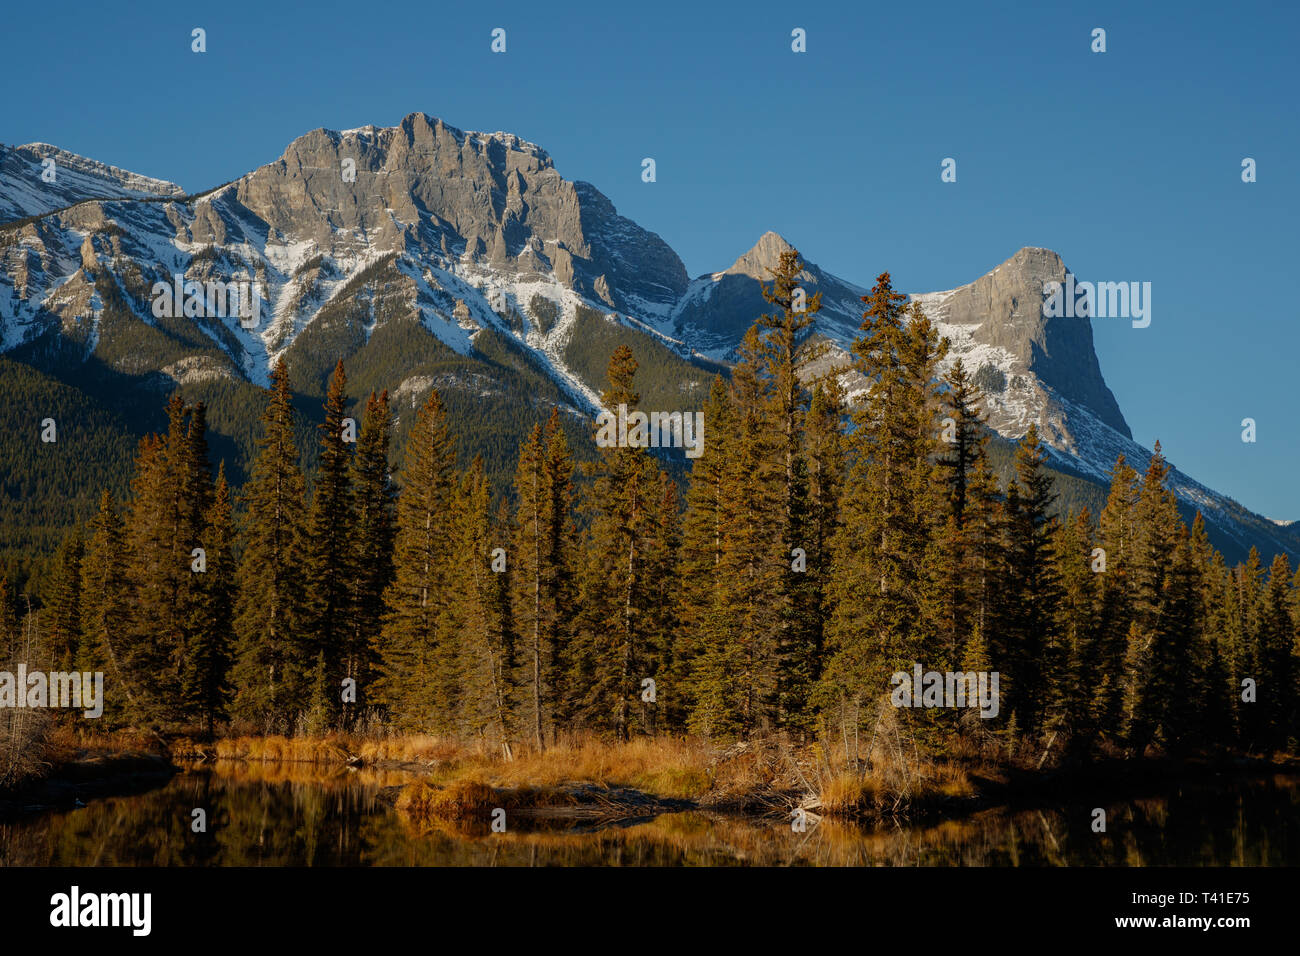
top-left (5, 0), bottom-right (1296, 517)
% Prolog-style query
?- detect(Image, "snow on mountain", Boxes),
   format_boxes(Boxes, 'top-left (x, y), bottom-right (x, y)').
top-left (0, 114), bottom-right (1293, 561)
top-left (0, 143), bottom-right (184, 223)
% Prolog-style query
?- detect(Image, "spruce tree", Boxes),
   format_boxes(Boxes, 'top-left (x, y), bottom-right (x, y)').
top-left (511, 410), bottom-right (577, 749)
top-left (1259, 553), bottom-right (1298, 748)
top-left (570, 346), bottom-right (663, 739)
top-left (453, 457), bottom-right (515, 755)
top-left (232, 360), bottom-right (309, 730)
top-left (1002, 425), bottom-right (1063, 737)
top-left (348, 389), bottom-right (396, 725)
top-left (302, 360), bottom-right (356, 727)
top-left (376, 388), bottom-right (458, 732)
top-left (1093, 455), bottom-right (1140, 736)
top-left (182, 464), bottom-right (235, 736)
top-left (43, 531), bottom-right (84, 672)
top-left (78, 491), bottom-right (136, 724)
top-left (821, 276), bottom-right (948, 745)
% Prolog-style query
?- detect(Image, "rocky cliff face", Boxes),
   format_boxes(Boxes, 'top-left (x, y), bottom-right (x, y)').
top-left (912, 247), bottom-right (1130, 439)
top-left (0, 143), bottom-right (183, 222)
top-left (185, 114), bottom-right (687, 316)
top-left (0, 112), bottom-right (1294, 562)
top-left (670, 231), bottom-right (866, 353)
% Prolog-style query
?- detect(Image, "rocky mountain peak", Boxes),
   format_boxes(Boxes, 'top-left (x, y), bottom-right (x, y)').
top-left (0, 142), bottom-right (184, 223)
top-left (913, 246), bottom-right (1131, 438)
top-left (724, 231), bottom-right (799, 279)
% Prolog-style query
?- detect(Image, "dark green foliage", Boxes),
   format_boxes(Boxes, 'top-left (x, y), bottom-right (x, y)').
top-left (563, 304), bottom-right (716, 415)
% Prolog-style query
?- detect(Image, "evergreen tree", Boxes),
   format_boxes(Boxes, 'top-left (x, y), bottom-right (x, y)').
top-left (1053, 507), bottom-right (1100, 751)
top-left (511, 410), bottom-right (577, 749)
top-left (570, 346), bottom-right (664, 739)
top-left (182, 464), bottom-right (235, 736)
top-left (676, 376), bottom-right (737, 736)
top-left (0, 576), bottom-right (18, 663)
top-left (938, 358), bottom-right (985, 525)
top-left (1093, 455), bottom-right (1141, 736)
top-left (302, 360), bottom-right (356, 726)
top-left (755, 250), bottom-right (823, 732)
top-left (821, 276), bottom-right (948, 745)
top-left (453, 457), bottom-right (515, 755)
top-left (794, 378), bottom-right (846, 719)
top-left (78, 491), bottom-right (135, 724)
top-left (1001, 425), bottom-right (1063, 737)
top-left (1259, 553), bottom-right (1298, 748)
top-left (232, 360), bottom-right (309, 730)
top-left (43, 531), bottom-right (83, 672)
top-left (347, 389), bottom-right (396, 725)
top-left (123, 402), bottom-right (191, 723)
top-left (376, 388), bottom-right (458, 732)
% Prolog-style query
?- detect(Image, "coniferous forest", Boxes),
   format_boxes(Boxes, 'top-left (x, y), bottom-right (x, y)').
top-left (4, 251), bottom-right (1298, 771)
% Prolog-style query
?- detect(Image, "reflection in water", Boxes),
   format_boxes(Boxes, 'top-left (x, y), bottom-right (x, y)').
top-left (2, 762), bottom-right (1297, 866)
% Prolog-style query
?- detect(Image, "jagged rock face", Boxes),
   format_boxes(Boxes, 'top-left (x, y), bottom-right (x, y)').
top-left (0, 143), bottom-right (183, 222)
top-left (672, 231), bottom-right (866, 353)
top-left (915, 247), bottom-right (1131, 439)
top-left (192, 113), bottom-right (688, 314)
top-left (0, 115), bottom-right (1294, 563)
top-left (675, 238), bottom-right (1130, 450)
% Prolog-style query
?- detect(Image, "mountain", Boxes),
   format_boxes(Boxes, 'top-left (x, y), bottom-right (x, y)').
top-left (1, 112), bottom-right (1294, 568)
top-left (0, 142), bottom-right (184, 223)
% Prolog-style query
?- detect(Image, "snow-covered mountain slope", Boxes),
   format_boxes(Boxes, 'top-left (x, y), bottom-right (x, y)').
top-left (0, 143), bottom-right (184, 223)
top-left (0, 112), bottom-right (1293, 562)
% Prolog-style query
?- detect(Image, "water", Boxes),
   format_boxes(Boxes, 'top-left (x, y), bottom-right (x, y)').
top-left (3, 762), bottom-right (1298, 866)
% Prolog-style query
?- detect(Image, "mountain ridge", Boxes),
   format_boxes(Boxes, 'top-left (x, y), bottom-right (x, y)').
top-left (0, 112), bottom-right (1293, 566)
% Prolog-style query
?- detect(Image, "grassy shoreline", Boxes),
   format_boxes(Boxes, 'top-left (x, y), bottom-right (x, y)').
top-left (8, 728), bottom-right (1298, 827)
top-left (172, 732), bottom-right (1300, 825)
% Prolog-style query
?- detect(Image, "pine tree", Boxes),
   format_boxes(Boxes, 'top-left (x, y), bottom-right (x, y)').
top-left (1001, 425), bottom-right (1063, 737)
top-left (1190, 514), bottom-right (1234, 747)
top-left (677, 376), bottom-right (738, 736)
top-left (0, 576), bottom-right (18, 664)
top-left (453, 457), bottom-right (515, 755)
top-left (1093, 455), bottom-right (1140, 736)
top-left (938, 358), bottom-right (986, 525)
top-left (513, 423), bottom-right (548, 747)
top-left (376, 388), bottom-right (458, 732)
top-left (639, 468), bottom-right (680, 735)
top-left (78, 491), bottom-right (135, 724)
top-left (347, 389), bottom-right (396, 725)
top-left (1053, 507), bottom-right (1100, 751)
top-left (302, 360), bottom-right (356, 727)
top-left (182, 464), bottom-right (235, 736)
top-left (755, 250), bottom-right (824, 732)
top-left (933, 359), bottom-right (991, 660)
top-left (123, 400), bottom-right (190, 723)
top-left (511, 410), bottom-right (577, 749)
top-left (43, 531), bottom-right (84, 672)
top-left (821, 276), bottom-right (948, 745)
top-left (571, 346), bottom-right (664, 739)
top-left (232, 360), bottom-right (309, 730)
top-left (1259, 553), bottom-right (1298, 748)
top-left (1128, 447), bottom-right (1196, 754)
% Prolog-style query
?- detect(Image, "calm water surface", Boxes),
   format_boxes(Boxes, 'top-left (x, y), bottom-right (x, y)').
top-left (2, 762), bottom-right (1297, 866)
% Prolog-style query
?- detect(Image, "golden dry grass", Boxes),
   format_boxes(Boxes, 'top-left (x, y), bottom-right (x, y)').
top-left (197, 727), bottom-right (978, 817)
top-left (442, 735), bottom-right (715, 798)
top-left (396, 779), bottom-right (502, 820)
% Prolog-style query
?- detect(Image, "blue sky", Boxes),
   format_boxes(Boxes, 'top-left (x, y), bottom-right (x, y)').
top-left (5, 0), bottom-right (1297, 517)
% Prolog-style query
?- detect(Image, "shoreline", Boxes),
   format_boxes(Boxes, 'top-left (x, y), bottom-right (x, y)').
top-left (6, 734), bottom-right (1297, 829)
top-left (0, 753), bottom-right (175, 820)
